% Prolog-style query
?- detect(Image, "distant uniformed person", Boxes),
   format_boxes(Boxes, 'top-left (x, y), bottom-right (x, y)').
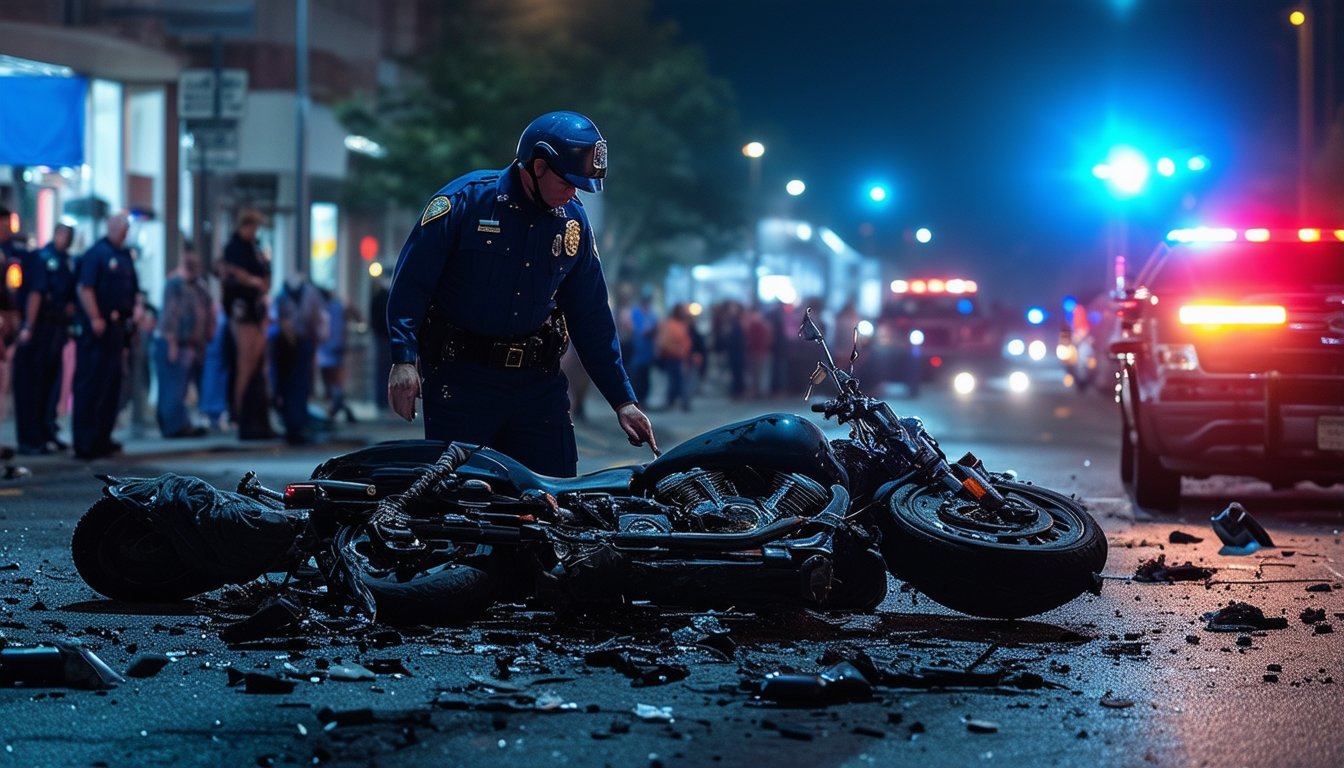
top-left (72, 211), bottom-right (138, 459)
top-left (15, 223), bottom-right (76, 454)
top-left (386, 110), bottom-right (657, 477)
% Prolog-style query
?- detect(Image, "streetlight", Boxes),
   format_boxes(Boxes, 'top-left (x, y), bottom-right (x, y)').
top-left (915, 227), bottom-right (932, 243)
top-left (1291, 7), bottom-right (1312, 216)
top-left (742, 142), bottom-right (765, 305)
top-left (786, 179), bottom-right (805, 196)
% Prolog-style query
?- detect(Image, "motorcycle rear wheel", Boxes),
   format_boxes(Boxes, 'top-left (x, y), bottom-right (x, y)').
top-left (879, 479), bottom-right (1106, 619)
top-left (338, 524), bottom-right (504, 627)
top-left (72, 498), bottom-right (226, 601)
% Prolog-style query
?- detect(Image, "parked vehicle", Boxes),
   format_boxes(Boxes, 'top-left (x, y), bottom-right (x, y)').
top-left (1110, 226), bottom-right (1344, 511)
top-left (868, 278), bottom-right (1003, 394)
top-left (73, 311), bottom-right (1106, 625)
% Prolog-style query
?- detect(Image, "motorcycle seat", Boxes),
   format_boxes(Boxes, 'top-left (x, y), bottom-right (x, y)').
top-left (464, 448), bottom-right (641, 498)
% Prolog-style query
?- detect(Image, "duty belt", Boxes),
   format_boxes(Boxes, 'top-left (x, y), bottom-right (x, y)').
top-left (421, 313), bottom-right (569, 373)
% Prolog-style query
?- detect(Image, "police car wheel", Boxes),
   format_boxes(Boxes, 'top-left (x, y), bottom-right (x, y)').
top-left (72, 498), bottom-right (225, 602)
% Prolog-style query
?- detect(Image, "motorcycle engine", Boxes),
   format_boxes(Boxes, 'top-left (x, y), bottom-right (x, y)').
top-left (653, 468), bottom-right (830, 533)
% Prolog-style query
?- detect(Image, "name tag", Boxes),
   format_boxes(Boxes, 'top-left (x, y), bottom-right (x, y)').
top-left (477, 219), bottom-right (501, 234)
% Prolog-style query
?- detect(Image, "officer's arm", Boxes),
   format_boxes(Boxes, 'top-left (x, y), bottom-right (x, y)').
top-left (387, 195), bottom-right (458, 364)
top-left (555, 237), bottom-right (637, 410)
top-left (78, 286), bottom-right (104, 334)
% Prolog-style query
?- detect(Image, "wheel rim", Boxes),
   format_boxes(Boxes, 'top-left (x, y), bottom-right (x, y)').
top-left (895, 483), bottom-right (1087, 549)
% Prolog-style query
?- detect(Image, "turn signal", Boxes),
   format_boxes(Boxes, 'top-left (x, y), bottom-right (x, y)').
top-left (1178, 305), bottom-right (1286, 326)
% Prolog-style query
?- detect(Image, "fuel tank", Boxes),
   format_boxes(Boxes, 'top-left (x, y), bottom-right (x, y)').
top-left (640, 412), bottom-right (848, 491)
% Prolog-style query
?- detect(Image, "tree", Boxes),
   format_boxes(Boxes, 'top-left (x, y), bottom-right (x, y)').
top-left (340, 0), bottom-right (745, 281)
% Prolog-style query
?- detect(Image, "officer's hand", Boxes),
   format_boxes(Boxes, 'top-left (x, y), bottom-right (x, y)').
top-left (388, 362), bottom-right (420, 422)
top-left (90, 317), bottom-right (106, 337)
top-left (617, 403), bottom-right (659, 458)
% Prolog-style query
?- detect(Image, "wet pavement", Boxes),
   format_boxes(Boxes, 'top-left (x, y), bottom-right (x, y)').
top-left (1, 384), bottom-right (1342, 767)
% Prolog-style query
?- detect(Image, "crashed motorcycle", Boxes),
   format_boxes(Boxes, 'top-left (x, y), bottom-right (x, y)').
top-left (72, 310), bottom-right (1106, 626)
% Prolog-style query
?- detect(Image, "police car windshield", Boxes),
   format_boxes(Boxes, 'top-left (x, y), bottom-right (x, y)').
top-left (884, 296), bottom-right (980, 318)
top-left (1149, 242), bottom-right (1344, 295)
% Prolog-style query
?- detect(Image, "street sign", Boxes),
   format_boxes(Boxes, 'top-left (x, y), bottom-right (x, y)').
top-left (178, 69), bottom-right (248, 120)
top-left (187, 119), bottom-right (239, 171)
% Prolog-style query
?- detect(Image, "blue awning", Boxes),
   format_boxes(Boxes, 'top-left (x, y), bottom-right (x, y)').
top-left (0, 76), bottom-right (87, 167)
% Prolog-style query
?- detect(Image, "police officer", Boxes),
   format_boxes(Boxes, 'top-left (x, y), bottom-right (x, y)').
top-left (15, 224), bottom-right (76, 454)
top-left (386, 110), bottom-right (657, 477)
top-left (72, 212), bottom-right (138, 459)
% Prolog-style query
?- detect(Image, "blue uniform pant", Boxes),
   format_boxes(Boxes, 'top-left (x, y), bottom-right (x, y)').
top-left (154, 337), bottom-right (199, 437)
top-left (13, 323), bottom-right (67, 451)
top-left (73, 325), bottom-right (125, 456)
top-left (271, 335), bottom-right (314, 443)
top-left (421, 362), bottom-right (577, 477)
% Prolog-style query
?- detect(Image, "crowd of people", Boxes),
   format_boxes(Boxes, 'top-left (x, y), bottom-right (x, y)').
top-left (0, 206), bottom-right (364, 468)
top-left (615, 290), bottom-right (829, 412)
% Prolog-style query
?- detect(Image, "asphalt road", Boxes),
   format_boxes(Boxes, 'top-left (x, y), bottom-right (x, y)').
top-left (1, 371), bottom-right (1341, 768)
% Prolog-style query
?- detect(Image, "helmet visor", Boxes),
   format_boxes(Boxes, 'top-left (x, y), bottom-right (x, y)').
top-left (552, 141), bottom-right (606, 193)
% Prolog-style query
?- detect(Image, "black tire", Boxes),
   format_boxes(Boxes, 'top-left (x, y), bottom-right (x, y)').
top-left (1131, 432), bottom-right (1181, 512)
top-left (878, 479), bottom-right (1107, 619)
top-left (338, 524), bottom-right (503, 627)
top-left (72, 498), bottom-right (226, 601)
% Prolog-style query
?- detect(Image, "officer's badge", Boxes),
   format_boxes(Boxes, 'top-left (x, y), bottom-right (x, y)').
top-left (46, 258), bottom-right (58, 271)
top-left (551, 234), bottom-right (563, 258)
top-left (593, 140), bottom-right (607, 171)
top-left (564, 220), bottom-right (581, 258)
top-left (421, 195), bottom-right (451, 226)
top-left (477, 219), bottom-right (500, 234)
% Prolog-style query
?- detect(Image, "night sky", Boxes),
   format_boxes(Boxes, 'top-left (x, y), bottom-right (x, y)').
top-left (648, 0), bottom-right (1308, 305)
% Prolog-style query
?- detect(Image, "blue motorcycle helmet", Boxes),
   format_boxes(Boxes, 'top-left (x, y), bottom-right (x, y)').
top-left (515, 111), bottom-right (607, 195)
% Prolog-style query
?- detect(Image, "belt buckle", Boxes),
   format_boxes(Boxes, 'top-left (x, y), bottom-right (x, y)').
top-left (504, 346), bottom-right (525, 368)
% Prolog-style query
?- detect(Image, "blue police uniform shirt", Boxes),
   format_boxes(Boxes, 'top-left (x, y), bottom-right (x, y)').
top-left (76, 237), bottom-right (138, 327)
top-left (29, 243), bottom-right (76, 320)
top-left (387, 164), bottom-right (637, 408)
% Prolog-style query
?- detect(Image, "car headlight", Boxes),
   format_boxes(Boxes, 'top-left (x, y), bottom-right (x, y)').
top-left (1156, 343), bottom-right (1199, 371)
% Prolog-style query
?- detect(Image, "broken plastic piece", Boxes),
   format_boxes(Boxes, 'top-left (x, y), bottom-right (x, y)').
top-left (1210, 502), bottom-right (1274, 551)
top-left (1203, 602), bottom-right (1288, 632)
top-left (220, 598), bottom-right (305, 643)
top-left (125, 653), bottom-right (171, 679)
top-left (633, 703), bottom-right (674, 723)
top-left (1133, 555), bottom-right (1216, 583)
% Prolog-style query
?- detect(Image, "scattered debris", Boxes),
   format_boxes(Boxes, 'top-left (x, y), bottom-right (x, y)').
top-left (219, 598), bottom-right (306, 644)
top-left (1315, 624), bottom-right (1334, 635)
top-left (633, 703), bottom-right (674, 723)
top-left (1099, 693), bottom-right (1134, 709)
top-left (1300, 608), bottom-right (1327, 625)
top-left (963, 717), bottom-right (999, 733)
top-left (124, 653), bottom-right (171, 679)
top-left (584, 647), bottom-right (689, 687)
top-left (1168, 531), bottom-right (1203, 544)
top-left (1211, 502), bottom-right (1275, 552)
top-left (1203, 602), bottom-right (1288, 632)
top-left (1263, 674), bottom-right (1279, 683)
top-left (243, 672), bottom-right (297, 695)
top-left (327, 663), bottom-right (376, 682)
top-left (1133, 555), bottom-right (1216, 583)
top-left (0, 640), bottom-right (124, 690)
top-left (1305, 584), bottom-right (1334, 593)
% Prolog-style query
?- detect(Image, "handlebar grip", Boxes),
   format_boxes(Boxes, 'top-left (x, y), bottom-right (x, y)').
top-left (811, 403), bottom-right (830, 413)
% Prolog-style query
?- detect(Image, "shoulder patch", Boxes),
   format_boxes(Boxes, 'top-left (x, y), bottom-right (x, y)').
top-left (421, 196), bottom-right (452, 226)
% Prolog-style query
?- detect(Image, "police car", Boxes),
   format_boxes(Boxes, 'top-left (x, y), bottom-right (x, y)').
top-left (1110, 226), bottom-right (1344, 510)
top-left (867, 278), bottom-right (1002, 395)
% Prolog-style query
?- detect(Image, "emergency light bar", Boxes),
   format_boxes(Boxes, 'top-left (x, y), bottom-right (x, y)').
top-left (1166, 227), bottom-right (1344, 243)
top-left (890, 279), bottom-right (978, 294)
top-left (1178, 304), bottom-right (1287, 326)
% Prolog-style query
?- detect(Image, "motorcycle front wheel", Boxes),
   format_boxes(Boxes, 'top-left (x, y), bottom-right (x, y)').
top-left (879, 479), bottom-right (1106, 619)
top-left (72, 498), bottom-right (227, 601)
top-left (337, 524), bottom-right (504, 627)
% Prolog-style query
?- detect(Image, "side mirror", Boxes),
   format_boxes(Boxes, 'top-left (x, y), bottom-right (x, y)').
top-left (1109, 339), bottom-right (1143, 357)
top-left (797, 307), bottom-right (825, 343)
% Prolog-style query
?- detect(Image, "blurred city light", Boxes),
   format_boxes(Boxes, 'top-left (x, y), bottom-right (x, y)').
top-left (909, 329), bottom-right (925, 346)
top-left (786, 179), bottom-right (806, 196)
top-left (1062, 295), bottom-right (1078, 313)
top-left (758, 274), bottom-right (798, 304)
top-left (915, 227), bottom-right (932, 243)
top-left (1028, 340), bottom-right (1047, 360)
top-left (1006, 338), bottom-right (1026, 356)
top-left (1155, 157), bottom-right (1176, 176)
top-left (344, 135), bottom-right (387, 158)
top-left (868, 185), bottom-right (887, 202)
top-left (890, 279), bottom-right (909, 293)
top-left (689, 302), bottom-right (703, 316)
top-left (1026, 307), bottom-right (1046, 325)
top-left (1187, 155), bottom-right (1208, 172)
top-left (953, 372), bottom-right (976, 395)
top-left (819, 228), bottom-right (846, 254)
top-left (1008, 371), bottom-right (1030, 392)
top-left (1096, 146), bottom-right (1149, 198)
top-left (857, 320), bottom-right (874, 337)
top-left (5, 263), bottom-right (20, 290)
top-left (742, 142), bottom-right (765, 158)
top-left (359, 235), bottom-right (379, 260)
top-left (795, 223), bottom-right (812, 240)
top-left (1290, 10), bottom-right (1305, 25)
top-left (957, 298), bottom-right (974, 314)
top-left (367, 262), bottom-right (383, 277)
